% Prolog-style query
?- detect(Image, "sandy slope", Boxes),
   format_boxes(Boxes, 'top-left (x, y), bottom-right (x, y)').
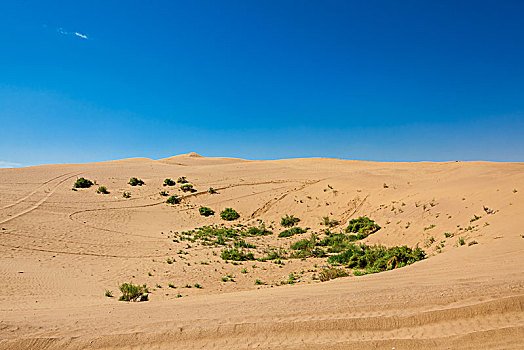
top-left (0, 154), bottom-right (522, 349)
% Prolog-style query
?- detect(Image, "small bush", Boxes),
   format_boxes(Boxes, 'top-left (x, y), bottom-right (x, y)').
top-left (166, 195), bottom-right (180, 204)
top-left (164, 178), bottom-right (176, 186)
top-left (221, 248), bottom-right (255, 261)
top-left (177, 176), bottom-right (188, 184)
top-left (122, 192), bottom-right (131, 198)
top-left (73, 177), bottom-right (93, 188)
top-left (458, 237), bottom-right (465, 246)
top-left (105, 290), bottom-right (113, 297)
top-left (468, 240), bottom-right (478, 246)
top-left (278, 227), bottom-right (306, 238)
top-left (345, 217), bottom-right (380, 239)
top-left (180, 184), bottom-right (196, 192)
top-left (321, 216), bottom-right (339, 227)
top-left (96, 186), bottom-right (109, 194)
top-left (220, 208), bottom-right (240, 221)
top-left (119, 283), bottom-right (149, 302)
top-left (254, 279), bottom-right (265, 285)
top-left (128, 177), bottom-right (144, 186)
top-left (199, 207), bottom-right (215, 216)
top-left (319, 267), bottom-right (349, 282)
top-left (281, 215), bottom-right (300, 227)
top-left (208, 187), bottom-right (217, 194)
top-left (246, 224), bottom-right (273, 236)
top-left (159, 190), bottom-right (169, 196)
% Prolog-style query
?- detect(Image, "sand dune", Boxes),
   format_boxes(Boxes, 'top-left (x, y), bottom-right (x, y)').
top-left (0, 154), bottom-right (522, 349)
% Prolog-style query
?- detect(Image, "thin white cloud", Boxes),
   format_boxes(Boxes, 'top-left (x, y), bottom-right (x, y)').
top-left (57, 27), bottom-right (89, 40)
top-left (0, 161), bottom-right (22, 169)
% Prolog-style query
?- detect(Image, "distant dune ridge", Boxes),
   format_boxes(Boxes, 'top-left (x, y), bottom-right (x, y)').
top-left (0, 153), bottom-right (523, 349)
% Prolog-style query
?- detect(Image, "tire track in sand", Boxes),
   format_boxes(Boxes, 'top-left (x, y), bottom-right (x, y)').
top-left (0, 173), bottom-right (81, 225)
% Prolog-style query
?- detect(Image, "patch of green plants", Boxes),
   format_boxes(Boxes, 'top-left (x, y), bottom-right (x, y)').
top-left (234, 239), bottom-right (256, 249)
top-left (246, 223), bottom-right (273, 236)
top-left (177, 176), bottom-right (188, 184)
top-left (318, 267), bottom-right (349, 282)
top-left (444, 232), bottom-right (452, 238)
top-left (458, 237), bottom-right (466, 246)
top-left (194, 283), bottom-right (202, 289)
top-left (128, 177), bottom-right (144, 186)
top-left (122, 191), bottom-right (131, 198)
top-left (166, 195), bottom-right (180, 204)
top-left (73, 177), bottom-right (93, 188)
top-left (199, 206), bottom-right (215, 216)
top-left (345, 217), bottom-right (380, 239)
top-left (119, 283), bottom-right (149, 302)
top-left (470, 214), bottom-right (481, 222)
top-left (96, 186), bottom-right (109, 194)
top-left (221, 248), bottom-right (255, 261)
top-left (168, 283), bottom-right (176, 288)
top-left (424, 224), bottom-right (436, 231)
top-left (220, 208), bottom-right (240, 221)
top-left (254, 279), bottom-right (265, 285)
top-left (258, 247), bottom-right (287, 261)
top-left (159, 190), bottom-right (169, 196)
top-left (208, 187), bottom-right (217, 194)
top-left (281, 215), bottom-right (301, 227)
top-left (180, 184), bottom-right (196, 192)
top-left (278, 227), bottom-right (306, 238)
top-left (290, 234), bottom-right (326, 258)
top-left (105, 290), bottom-right (113, 297)
top-left (321, 216), bottom-right (339, 227)
top-left (327, 244), bottom-right (425, 273)
top-left (163, 178), bottom-right (176, 186)
top-left (281, 273), bottom-right (298, 285)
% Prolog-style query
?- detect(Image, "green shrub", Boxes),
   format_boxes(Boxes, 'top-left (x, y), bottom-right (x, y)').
top-left (199, 207), bottom-right (215, 216)
top-left (73, 177), bottom-right (93, 188)
top-left (221, 248), bottom-right (255, 261)
top-left (254, 279), bottom-right (265, 285)
top-left (177, 176), bottom-right (188, 184)
top-left (327, 244), bottom-right (425, 273)
top-left (96, 186), bottom-right (109, 194)
top-left (119, 283), bottom-right (149, 302)
top-left (122, 192), bottom-right (131, 198)
top-left (321, 216), bottom-right (339, 227)
top-left (345, 217), bottom-right (380, 239)
top-left (180, 184), bottom-right (196, 192)
top-left (458, 237), bottom-right (465, 246)
top-left (234, 239), bottom-right (256, 249)
top-left (290, 234), bottom-right (326, 258)
top-left (319, 267), bottom-right (349, 282)
top-left (246, 224), bottom-right (273, 236)
top-left (166, 195), bottom-right (180, 204)
top-left (164, 178), bottom-right (176, 186)
top-left (128, 177), bottom-right (144, 186)
top-left (281, 215), bottom-right (300, 227)
top-left (159, 190), bottom-right (169, 196)
top-left (208, 187), bottom-right (217, 194)
top-left (220, 208), bottom-right (240, 221)
top-left (105, 290), bottom-right (113, 297)
top-left (278, 227), bottom-right (306, 238)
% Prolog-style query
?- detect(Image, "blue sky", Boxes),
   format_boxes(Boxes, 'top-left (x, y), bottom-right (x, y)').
top-left (1, 0), bottom-right (523, 167)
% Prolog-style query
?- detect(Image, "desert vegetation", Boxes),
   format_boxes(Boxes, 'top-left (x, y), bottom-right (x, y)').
top-left (199, 206), bottom-right (215, 216)
top-left (118, 283), bottom-right (149, 302)
top-left (220, 208), bottom-right (240, 221)
top-left (128, 177), bottom-right (145, 186)
top-left (73, 177), bottom-right (93, 188)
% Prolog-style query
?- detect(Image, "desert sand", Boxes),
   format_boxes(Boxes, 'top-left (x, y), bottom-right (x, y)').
top-left (0, 153), bottom-right (522, 349)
